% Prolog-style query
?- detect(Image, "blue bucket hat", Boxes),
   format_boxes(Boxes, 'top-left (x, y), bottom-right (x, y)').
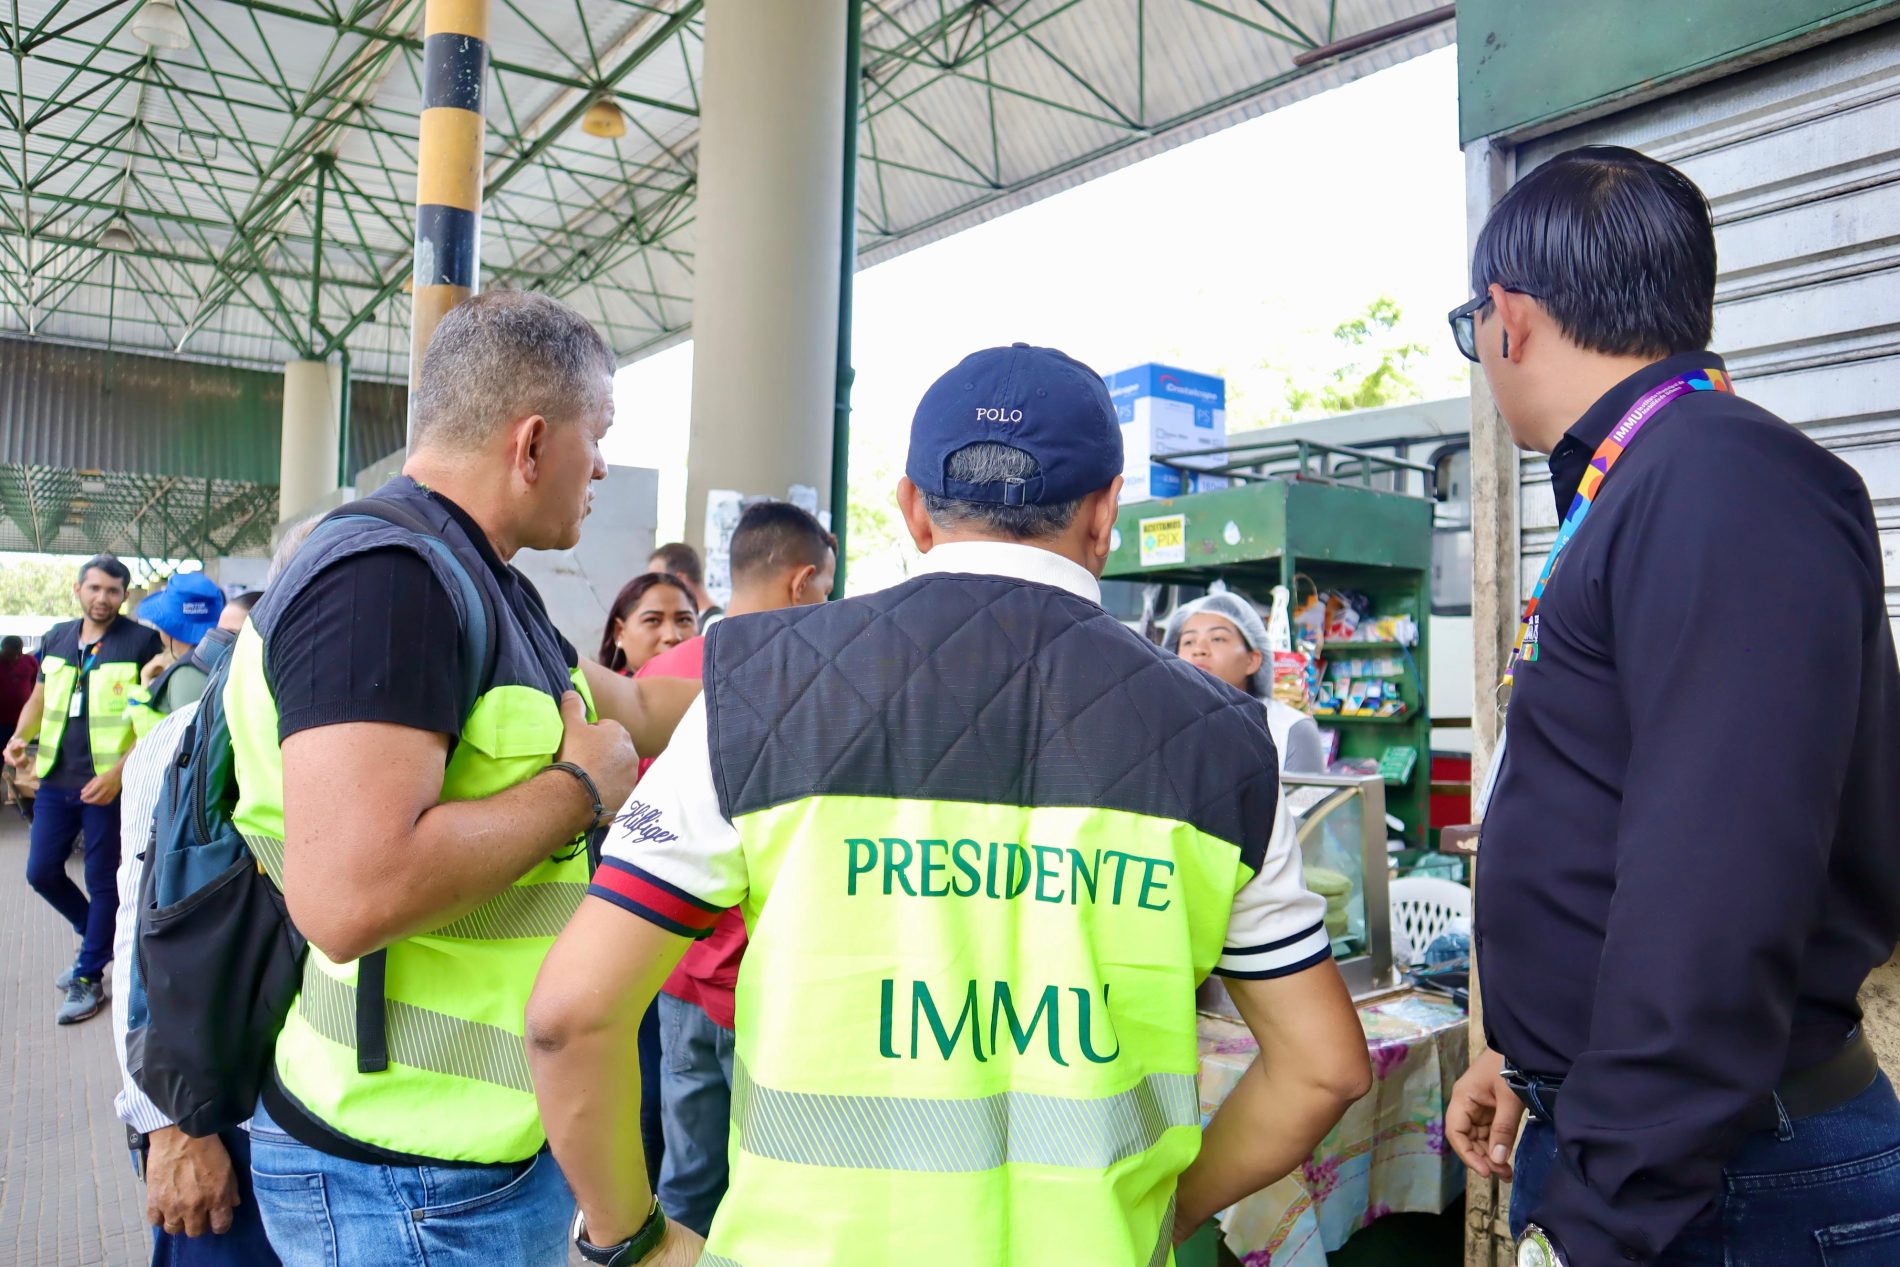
top-left (139, 571), bottom-right (225, 646)
top-left (906, 343), bottom-right (1123, 506)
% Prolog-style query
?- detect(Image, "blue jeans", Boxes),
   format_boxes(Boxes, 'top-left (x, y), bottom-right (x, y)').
top-left (639, 999), bottom-right (665, 1186)
top-left (1510, 1072), bottom-right (1900, 1265)
top-left (149, 1129), bottom-right (281, 1266)
top-left (657, 993), bottom-right (735, 1236)
top-left (25, 782), bottom-right (120, 978)
top-left (248, 1098), bottom-right (573, 1267)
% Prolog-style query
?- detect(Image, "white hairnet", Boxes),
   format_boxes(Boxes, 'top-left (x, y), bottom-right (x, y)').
top-left (1160, 592), bottom-right (1273, 697)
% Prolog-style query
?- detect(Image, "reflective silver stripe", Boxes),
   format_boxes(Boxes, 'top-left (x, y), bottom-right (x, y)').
top-left (243, 835), bottom-right (579, 941)
top-left (1148, 1192), bottom-right (1177, 1267)
top-left (431, 882), bottom-right (587, 940)
top-left (295, 965), bottom-right (533, 1093)
top-left (732, 1061), bottom-right (1199, 1173)
top-left (244, 833), bottom-right (287, 887)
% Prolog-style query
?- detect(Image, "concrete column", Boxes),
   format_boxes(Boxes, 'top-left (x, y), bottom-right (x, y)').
top-left (408, 0), bottom-right (490, 436)
top-left (685, 0), bottom-right (848, 545)
top-left (1462, 137), bottom-right (1519, 1267)
top-left (280, 359), bottom-right (342, 523)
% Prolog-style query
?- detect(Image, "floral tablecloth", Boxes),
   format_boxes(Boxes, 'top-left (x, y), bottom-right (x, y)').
top-left (1197, 991), bottom-right (1469, 1265)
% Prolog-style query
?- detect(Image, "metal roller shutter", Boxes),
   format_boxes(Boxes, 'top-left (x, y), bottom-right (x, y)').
top-left (1510, 19), bottom-right (1900, 645)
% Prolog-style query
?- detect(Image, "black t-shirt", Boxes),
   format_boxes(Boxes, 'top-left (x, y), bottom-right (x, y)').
top-left (39, 616), bottom-right (164, 786)
top-left (267, 547), bottom-right (469, 742)
top-left (265, 494), bottom-right (577, 744)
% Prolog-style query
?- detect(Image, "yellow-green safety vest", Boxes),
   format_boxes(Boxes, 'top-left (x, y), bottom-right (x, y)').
top-left (36, 627), bottom-right (145, 778)
top-left (690, 573), bottom-right (1290, 1267)
top-left (225, 480), bottom-right (598, 1164)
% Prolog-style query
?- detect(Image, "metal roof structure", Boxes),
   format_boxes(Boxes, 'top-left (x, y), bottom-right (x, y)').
top-left (1, 0), bottom-right (1453, 387)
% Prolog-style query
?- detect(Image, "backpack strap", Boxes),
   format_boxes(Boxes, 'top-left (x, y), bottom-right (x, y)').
top-left (354, 945), bottom-right (390, 1075)
top-left (144, 657), bottom-right (188, 712)
top-left (316, 498), bottom-right (499, 721)
top-left (303, 496), bottom-right (500, 1076)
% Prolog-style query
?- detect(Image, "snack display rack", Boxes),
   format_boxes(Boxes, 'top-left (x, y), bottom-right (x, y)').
top-left (1104, 438), bottom-right (1436, 850)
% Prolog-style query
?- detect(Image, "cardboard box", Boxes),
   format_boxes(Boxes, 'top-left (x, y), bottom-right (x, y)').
top-left (1103, 363), bottom-right (1229, 502)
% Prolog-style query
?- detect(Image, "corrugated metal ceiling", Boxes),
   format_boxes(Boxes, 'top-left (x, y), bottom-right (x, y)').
top-left (0, 337), bottom-right (404, 482)
top-left (1, 0), bottom-right (1451, 384)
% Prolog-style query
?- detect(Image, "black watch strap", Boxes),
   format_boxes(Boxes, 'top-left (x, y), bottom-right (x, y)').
top-left (546, 760), bottom-right (610, 830)
top-left (576, 1199), bottom-right (666, 1265)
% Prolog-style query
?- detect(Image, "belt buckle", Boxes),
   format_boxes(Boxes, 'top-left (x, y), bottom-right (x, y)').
top-left (1501, 1063), bottom-right (1561, 1124)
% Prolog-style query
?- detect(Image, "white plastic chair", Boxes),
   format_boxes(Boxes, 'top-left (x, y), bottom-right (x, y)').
top-left (1389, 875), bottom-right (1473, 967)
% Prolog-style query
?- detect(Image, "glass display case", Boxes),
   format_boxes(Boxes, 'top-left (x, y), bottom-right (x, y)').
top-left (1199, 771), bottom-right (1397, 1012)
top-left (1281, 771), bottom-right (1395, 998)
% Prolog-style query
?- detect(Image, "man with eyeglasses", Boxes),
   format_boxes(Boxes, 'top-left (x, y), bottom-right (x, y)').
top-left (1441, 145), bottom-right (1900, 1267)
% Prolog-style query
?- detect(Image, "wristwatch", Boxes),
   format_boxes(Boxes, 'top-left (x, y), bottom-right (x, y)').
top-left (1517, 1223), bottom-right (1568, 1267)
top-left (574, 1199), bottom-right (667, 1266)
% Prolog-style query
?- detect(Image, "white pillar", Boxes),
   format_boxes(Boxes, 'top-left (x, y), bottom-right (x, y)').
top-left (279, 358), bottom-right (342, 523)
top-left (684, 0), bottom-right (847, 545)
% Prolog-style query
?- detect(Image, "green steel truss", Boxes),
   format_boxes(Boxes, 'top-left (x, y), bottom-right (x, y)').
top-left (0, 0), bottom-right (1442, 380)
top-left (0, 463), bottom-right (277, 560)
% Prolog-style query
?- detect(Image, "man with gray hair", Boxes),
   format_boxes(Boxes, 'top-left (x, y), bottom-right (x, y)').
top-left (220, 290), bottom-right (698, 1267)
top-left (526, 344), bottom-right (1370, 1266)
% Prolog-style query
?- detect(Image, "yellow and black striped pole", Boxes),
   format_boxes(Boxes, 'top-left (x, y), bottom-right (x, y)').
top-left (407, 0), bottom-right (489, 428)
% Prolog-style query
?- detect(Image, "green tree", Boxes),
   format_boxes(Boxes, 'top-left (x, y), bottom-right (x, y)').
top-left (843, 448), bottom-right (913, 593)
top-left (1264, 295), bottom-right (1435, 422)
top-left (0, 558), bottom-right (78, 618)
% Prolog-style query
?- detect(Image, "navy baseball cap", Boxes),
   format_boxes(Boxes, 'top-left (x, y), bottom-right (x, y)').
top-left (138, 571), bottom-right (225, 645)
top-left (906, 343), bottom-right (1123, 506)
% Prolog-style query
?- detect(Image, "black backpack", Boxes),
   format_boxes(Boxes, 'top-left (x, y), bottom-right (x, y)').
top-left (128, 498), bottom-right (494, 1137)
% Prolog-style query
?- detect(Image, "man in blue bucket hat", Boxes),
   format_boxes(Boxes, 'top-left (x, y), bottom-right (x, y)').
top-left (127, 572), bottom-right (227, 739)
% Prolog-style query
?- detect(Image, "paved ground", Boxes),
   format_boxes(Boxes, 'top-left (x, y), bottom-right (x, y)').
top-left (0, 813), bottom-right (146, 1265)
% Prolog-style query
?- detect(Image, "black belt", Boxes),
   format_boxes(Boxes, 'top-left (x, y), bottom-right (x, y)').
top-left (1504, 1027), bottom-right (1879, 1135)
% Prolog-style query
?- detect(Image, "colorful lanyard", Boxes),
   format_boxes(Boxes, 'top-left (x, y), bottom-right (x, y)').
top-left (1500, 369), bottom-right (1732, 695)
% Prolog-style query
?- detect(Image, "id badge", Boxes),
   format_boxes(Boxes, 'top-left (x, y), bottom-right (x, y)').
top-left (68, 691), bottom-right (84, 719)
top-left (1474, 725), bottom-right (1508, 822)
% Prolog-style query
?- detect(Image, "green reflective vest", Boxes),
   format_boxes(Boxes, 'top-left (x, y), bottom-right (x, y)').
top-left (225, 479), bottom-right (597, 1164)
top-left (126, 631), bottom-right (228, 738)
top-left (36, 618), bottom-right (149, 778)
top-left (694, 573), bottom-right (1287, 1267)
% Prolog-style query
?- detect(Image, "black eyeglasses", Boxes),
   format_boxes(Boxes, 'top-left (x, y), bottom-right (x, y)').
top-left (1447, 288), bottom-right (1539, 362)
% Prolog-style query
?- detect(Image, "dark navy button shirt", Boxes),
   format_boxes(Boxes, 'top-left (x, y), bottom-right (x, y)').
top-left (1476, 352), bottom-right (1900, 1265)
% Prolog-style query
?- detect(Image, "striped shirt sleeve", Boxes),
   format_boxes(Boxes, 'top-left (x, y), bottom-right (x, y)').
top-left (1212, 787), bottom-right (1332, 980)
top-left (589, 695), bottom-right (746, 936)
top-left (112, 705), bottom-right (199, 1134)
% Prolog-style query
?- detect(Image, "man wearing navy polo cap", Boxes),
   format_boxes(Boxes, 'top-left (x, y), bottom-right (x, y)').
top-left (527, 344), bottom-right (1369, 1266)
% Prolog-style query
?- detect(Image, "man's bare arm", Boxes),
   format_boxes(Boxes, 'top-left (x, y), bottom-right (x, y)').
top-left (1173, 962), bottom-right (1371, 1236)
top-left (282, 692), bottom-right (637, 963)
top-left (578, 658), bottom-right (700, 759)
top-left (4, 681), bottom-right (44, 766)
top-left (527, 896), bottom-right (692, 1244)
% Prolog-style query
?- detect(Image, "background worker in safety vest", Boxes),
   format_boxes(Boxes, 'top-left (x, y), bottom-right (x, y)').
top-left (635, 499), bottom-right (835, 1238)
top-left (527, 343), bottom-right (1373, 1267)
top-left (6, 552), bottom-right (162, 1025)
top-left (125, 570), bottom-right (228, 738)
top-left (228, 291), bottom-right (699, 1267)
